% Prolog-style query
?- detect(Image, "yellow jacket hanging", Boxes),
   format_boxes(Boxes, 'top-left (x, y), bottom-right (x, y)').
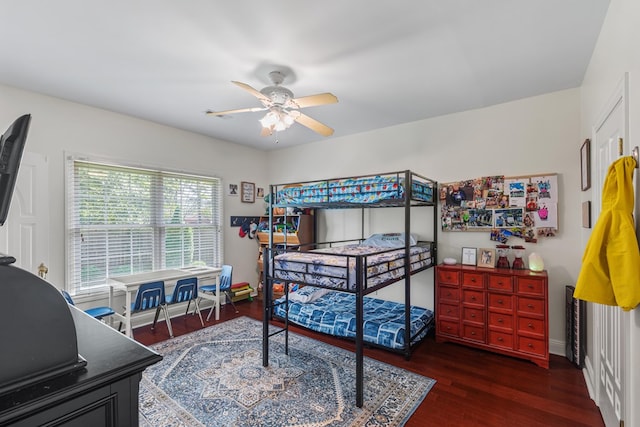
top-left (574, 156), bottom-right (640, 311)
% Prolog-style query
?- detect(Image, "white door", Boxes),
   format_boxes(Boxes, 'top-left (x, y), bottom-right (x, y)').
top-left (592, 79), bottom-right (627, 427)
top-left (0, 152), bottom-right (49, 275)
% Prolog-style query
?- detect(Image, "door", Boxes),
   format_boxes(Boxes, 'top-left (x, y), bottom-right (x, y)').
top-left (0, 151), bottom-right (49, 275)
top-left (592, 77), bottom-right (628, 427)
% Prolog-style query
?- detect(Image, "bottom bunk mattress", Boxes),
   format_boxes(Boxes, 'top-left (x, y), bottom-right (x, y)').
top-left (272, 288), bottom-right (434, 350)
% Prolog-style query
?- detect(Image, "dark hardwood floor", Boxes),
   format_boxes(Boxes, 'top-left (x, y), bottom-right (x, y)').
top-left (134, 299), bottom-right (604, 427)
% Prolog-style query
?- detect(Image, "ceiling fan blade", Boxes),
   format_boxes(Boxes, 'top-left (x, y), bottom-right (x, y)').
top-left (232, 81), bottom-right (271, 103)
top-left (292, 112), bottom-right (334, 136)
top-left (206, 106), bottom-right (266, 116)
top-left (290, 93), bottom-right (338, 109)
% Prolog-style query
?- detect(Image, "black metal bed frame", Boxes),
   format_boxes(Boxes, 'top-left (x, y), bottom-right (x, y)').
top-left (261, 170), bottom-right (438, 408)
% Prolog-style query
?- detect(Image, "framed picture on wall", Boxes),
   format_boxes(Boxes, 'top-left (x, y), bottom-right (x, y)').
top-left (581, 139), bottom-right (591, 191)
top-left (241, 181), bottom-right (255, 203)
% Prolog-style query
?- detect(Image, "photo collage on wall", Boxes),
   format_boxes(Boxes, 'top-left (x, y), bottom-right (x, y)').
top-left (440, 174), bottom-right (558, 243)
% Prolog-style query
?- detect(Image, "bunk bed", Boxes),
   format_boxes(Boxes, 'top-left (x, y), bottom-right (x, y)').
top-left (262, 170), bottom-right (438, 408)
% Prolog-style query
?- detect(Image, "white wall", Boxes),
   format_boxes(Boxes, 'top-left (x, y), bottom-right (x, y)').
top-left (267, 88), bottom-right (582, 355)
top-left (0, 83), bottom-right (269, 308)
top-left (580, 0), bottom-right (640, 424)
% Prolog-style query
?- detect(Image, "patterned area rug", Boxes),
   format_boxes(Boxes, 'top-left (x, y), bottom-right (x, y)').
top-left (139, 316), bottom-right (435, 427)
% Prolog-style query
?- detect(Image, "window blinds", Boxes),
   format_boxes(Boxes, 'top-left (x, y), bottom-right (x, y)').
top-left (67, 159), bottom-right (222, 294)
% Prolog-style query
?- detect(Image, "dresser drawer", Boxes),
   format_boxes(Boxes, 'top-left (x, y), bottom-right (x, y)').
top-left (488, 312), bottom-right (513, 330)
top-left (518, 336), bottom-right (546, 357)
top-left (438, 320), bottom-right (459, 337)
top-left (462, 307), bottom-right (484, 324)
top-left (463, 289), bottom-right (484, 306)
top-left (462, 324), bottom-right (485, 342)
top-left (438, 302), bottom-right (459, 320)
top-left (488, 293), bottom-right (514, 311)
top-left (518, 317), bottom-right (545, 338)
top-left (438, 268), bottom-right (460, 285)
top-left (517, 277), bottom-right (546, 296)
top-left (487, 274), bottom-right (513, 292)
top-left (438, 285), bottom-right (460, 302)
top-left (517, 297), bottom-right (545, 316)
top-left (488, 330), bottom-right (514, 350)
top-left (462, 272), bottom-right (483, 288)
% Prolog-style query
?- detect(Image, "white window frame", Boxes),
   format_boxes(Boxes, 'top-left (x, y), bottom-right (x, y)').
top-left (65, 154), bottom-right (223, 295)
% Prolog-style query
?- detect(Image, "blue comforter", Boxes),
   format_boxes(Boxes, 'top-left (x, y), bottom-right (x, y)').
top-left (273, 289), bottom-right (433, 350)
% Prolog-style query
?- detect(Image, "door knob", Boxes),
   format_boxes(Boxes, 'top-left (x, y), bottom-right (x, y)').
top-left (37, 262), bottom-right (48, 279)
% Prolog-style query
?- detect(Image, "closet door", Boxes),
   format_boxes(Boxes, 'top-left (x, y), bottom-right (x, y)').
top-left (592, 77), bottom-right (627, 427)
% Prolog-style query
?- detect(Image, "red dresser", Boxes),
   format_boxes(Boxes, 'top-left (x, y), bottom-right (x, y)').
top-left (436, 264), bottom-right (549, 368)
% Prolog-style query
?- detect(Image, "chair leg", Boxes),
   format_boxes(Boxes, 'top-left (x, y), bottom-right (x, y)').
top-left (225, 291), bottom-right (239, 313)
top-left (163, 306), bottom-right (174, 338)
top-left (152, 306), bottom-right (161, 330)
top-left (193, 299), bottom-right (204, 327)
top-left (185, 299), bottom-right (192, 315)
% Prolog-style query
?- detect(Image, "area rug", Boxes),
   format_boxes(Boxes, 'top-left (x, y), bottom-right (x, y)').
top-left (139, 316), bottom-right (435, 427)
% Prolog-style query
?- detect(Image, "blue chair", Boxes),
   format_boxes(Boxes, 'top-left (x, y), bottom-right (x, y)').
top-left (161, 276), bottom-right (204, 329)
top-left (130, 280), bottom-right (173, 338)
top-left (61, 290), bottom-right (115, 321)
top-left (198, 264), bottom-right (237, 321)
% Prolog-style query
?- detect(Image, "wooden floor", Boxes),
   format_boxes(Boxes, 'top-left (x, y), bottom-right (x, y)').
top-left (134, 299), bottom-right (604, 427)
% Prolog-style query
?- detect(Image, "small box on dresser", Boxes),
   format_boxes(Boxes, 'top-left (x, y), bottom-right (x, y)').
top-left (435, 264), bottom-right (549, 368)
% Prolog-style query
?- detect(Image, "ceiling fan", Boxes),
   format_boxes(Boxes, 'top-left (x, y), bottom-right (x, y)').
top-left (206, 69), bottom-right (338, 137)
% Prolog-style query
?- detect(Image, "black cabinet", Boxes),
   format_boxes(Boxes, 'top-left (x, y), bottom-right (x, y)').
top-left (0, 307), bottom-right (162, 426)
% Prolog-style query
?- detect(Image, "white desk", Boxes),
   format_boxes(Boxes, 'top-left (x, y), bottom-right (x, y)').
top-left (109, 266), bottom-right (222, 338)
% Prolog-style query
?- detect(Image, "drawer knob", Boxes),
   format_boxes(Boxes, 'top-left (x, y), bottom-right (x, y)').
top-left (528, 343), bottom-right (533, 348)
top-left (471, 331), bottom-right (476, 335)
top-left (498, 337), bottom-right (503, 341)
top-left (497, 318), bottom-right (503, 323)
top-left (471, 296), bottom-right (476, 301)
top-left (471, 313), bottom-right (476, 318)
top-left (447, 309), bottom-right (452, 314)
top-left (498, 299), bottom-right (503, 304)
top-left (471, 278), bottom-right (476, 282)
top-left (447, 292), bottom-right (451, 297)
top-left (528, 284), bottom-right (534, 289)
top-left (528, 323), bottom-right (534, 328)
top-left (498, 281), bottom-right (503, 285)
top-left (527, 304), bottom-right (534, 309)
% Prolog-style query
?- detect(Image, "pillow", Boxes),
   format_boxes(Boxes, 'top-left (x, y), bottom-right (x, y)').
top-left (288, 286), bottom-right (331, 303)
top-left (361, 232), bottom-right (417, 248)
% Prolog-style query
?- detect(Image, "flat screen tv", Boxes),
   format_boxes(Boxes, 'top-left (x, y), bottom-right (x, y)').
top-left (0, 114), bottom-right (31, 227)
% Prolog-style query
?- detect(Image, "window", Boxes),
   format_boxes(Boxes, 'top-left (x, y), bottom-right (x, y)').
top-left (66, 158), bottom-right (222, 294)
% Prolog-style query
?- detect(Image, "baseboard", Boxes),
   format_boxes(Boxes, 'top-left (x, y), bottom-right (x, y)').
top-left (549, 338), bottom-right (565, 356)
top-left (582, 354), bottom-right (596, 401)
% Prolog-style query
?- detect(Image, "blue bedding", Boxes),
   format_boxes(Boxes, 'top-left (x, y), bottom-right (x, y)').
top-left (273, 289), bottom-right (433, 350)
top-left (275, 173), bottom-right (434, 205)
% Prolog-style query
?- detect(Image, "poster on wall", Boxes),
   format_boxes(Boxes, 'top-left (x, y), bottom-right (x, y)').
top-left (441, 173), bottom-right (558, 244)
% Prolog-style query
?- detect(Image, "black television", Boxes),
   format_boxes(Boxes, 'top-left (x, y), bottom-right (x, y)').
top-left (0, 114), bottom-right (31, 227)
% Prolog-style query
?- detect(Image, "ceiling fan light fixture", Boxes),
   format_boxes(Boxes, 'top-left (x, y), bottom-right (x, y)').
top-left (259, 108), bottom-right (294, 132)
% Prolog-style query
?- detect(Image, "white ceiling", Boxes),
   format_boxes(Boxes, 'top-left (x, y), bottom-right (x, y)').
top-left (0, 1), bottom-right (610, 151)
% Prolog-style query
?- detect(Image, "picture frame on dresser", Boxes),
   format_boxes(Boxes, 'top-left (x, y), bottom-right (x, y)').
top-left (461, 247), bottom-right (477, 265)
top-left (477, 248), bottom-right (495, 268)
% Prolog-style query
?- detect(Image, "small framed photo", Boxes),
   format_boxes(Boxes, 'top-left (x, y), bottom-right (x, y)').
top-left (256, 187), bottom-right (265, 198)
top-left (461, 247), bottom-right (477, 266)
top-left (241, 181), bottom-right (255, 203)
top-left (228, 183), bottom-right (238, 196)
top-left (581, 139), bottom-right (591, 191)
top-left (477, 248), bottom-right (496, 268)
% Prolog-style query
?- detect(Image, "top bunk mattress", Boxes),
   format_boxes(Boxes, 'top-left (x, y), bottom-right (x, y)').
top-left (272, 243), bottom-right (433, 292)
top-left (273, 171), bottom-right (435, 207)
